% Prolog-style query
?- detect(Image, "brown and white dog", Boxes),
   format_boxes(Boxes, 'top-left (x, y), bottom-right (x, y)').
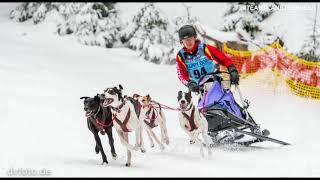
top-left (133, 94), bottom-right (170, 150)
top-left (102, 85), bottom-right (145, 167)
top-left (177, 90), bottom-right (212, 156)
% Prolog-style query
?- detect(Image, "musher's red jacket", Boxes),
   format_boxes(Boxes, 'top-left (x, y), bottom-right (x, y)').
top-left (175, 42), bottom-right (234, 86)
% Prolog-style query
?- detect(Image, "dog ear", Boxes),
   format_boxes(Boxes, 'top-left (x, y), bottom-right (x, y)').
top-left (94, 95), bottom-right (100, 103)
top-left (133, 93), bottom-right (140, 98)
top-left (146, 94), bottom-right (151, 101)
top-left (80, 96), bottom-right (89, 100)
top-left (119, 84), bottom-right (123, 90)
top-left (132, 93), bottom-right (140, 100)
top-left (96, 93), bottom-right (105, 100)
top-left (187, 89), bottom-right (192, 97)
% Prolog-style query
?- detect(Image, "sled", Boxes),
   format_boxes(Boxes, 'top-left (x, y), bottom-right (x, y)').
top-left (196, 71), bottom-right (291, 147)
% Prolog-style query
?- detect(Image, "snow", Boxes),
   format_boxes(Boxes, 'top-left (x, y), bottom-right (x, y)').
top-left (116, 3), bottom-right (228, 29)
top-left (253, 3), bottom-right (319, 53)
top-left (196, 23), bottom-right (240, 42)
top-left (116, 3), bottom-right (320, 54)
top-left (1, 3), bottom-right (320, 177)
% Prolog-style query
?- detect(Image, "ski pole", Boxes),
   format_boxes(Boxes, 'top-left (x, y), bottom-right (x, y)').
top-left (235, 84), bottom-right (250, 120)
top-left (235, 84), bottom-right (260, 127)
top-left (235, 84), bottom-right (249, 109)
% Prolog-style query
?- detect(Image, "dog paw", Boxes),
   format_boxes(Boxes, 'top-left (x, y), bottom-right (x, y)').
top-left (190, 140), bottom-right (195, 144)
top-left (165, 139), bottom-right (170, 145)
top-left (141, 148), bottom-right (146, 153)
top-left (101, 160), bottom-right (108, 165)
top-left (111, 153), bottom-right (117, 160)
top-left (95, 146), bottom-right (100, 154)
top-left (132, 145), bottom-right (139, 151)
top-left (162, 138), bottom-right (170, 145)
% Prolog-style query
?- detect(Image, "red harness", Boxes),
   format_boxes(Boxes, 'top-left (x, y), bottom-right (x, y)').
top-left (181, 106), bottom-right (198, 132)
top-left (95, 116), bottom-right (115, 128)
top-left (143, 105), bottom-right (159, 128)
top-left (93, 106), bottom-right (114, 129)
top-left (95, 109), bottom-right (131, 132)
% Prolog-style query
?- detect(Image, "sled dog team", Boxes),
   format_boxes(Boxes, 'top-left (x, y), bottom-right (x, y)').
top-left (81, 84), bottom-right (212, 167)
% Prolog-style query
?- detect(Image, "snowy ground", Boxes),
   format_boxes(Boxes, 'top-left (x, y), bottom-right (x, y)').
top-left (1, 3), bottom-right (320, 177)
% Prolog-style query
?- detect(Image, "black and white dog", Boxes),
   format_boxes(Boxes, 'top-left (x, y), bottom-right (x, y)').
top-left (80, 94), bottom-right (117, 165)
top-left (177, 90), bottom-right (212, 156)
top-left (102, 85), bottom-right (145, 167)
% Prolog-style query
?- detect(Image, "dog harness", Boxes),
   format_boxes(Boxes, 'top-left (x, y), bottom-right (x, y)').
top-left (113, 108), bottom-right (131, 132)
top-left (91, 106), bottom-right (113, 130)
top-left (181, 106), bottom-right (198, 131)
top-left (144, 106), bottom-right (158, 128)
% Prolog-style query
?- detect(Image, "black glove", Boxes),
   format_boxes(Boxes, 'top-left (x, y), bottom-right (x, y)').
top-left (187, 80), bottom-right (200, 92)
top-left (228, 64), bottom-right (239, 85)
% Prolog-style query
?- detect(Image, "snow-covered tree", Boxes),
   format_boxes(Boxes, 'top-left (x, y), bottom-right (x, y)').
top-left (56, 3), bottom-right (84, 35)
top-left (10, 3), bottom-right (56, 24)
top-left (32, 3), bottom-right (51, 24)
top-left (172, 3), bottom-right (199, 34)
top-left (249, 25), bottom-right (285, 50)
top-left (297, 4), bottom-right (320, 62)
top-left (74, 3), bottom-right (121, 48)
top-left (121, 3), bottom-right (176, 64)
top-left (10, 3), bottom-right (121, 48)
top-left (56, 3), bottom-right (122, 48)
top-left (10, 3), bottom-right (42, 22)
top-left (222, 2), bottom-right (278, 41)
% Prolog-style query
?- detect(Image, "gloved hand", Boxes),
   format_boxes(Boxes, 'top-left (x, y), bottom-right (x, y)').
top-left (227, 64), bottom-right (239, 85)
top-left (187, 80), bottom-right (200, 92)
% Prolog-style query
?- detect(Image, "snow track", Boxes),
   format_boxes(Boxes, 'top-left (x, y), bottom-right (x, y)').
top-left (0, 3), bottom-right (320, 177)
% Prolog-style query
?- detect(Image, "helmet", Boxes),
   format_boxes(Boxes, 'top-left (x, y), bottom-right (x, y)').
top-left (178, 25), bottom-right (197, 41)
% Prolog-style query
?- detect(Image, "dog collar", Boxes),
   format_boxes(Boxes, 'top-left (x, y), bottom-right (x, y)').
top-left (112, 101), bottom-right (126, 113)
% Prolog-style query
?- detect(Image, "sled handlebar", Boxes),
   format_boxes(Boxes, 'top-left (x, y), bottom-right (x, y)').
top-left (197, 71), bottom-right (230, 87)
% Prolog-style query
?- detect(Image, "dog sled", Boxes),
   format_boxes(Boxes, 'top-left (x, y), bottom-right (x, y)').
top-left (196, 71), bottom-right (291, 147)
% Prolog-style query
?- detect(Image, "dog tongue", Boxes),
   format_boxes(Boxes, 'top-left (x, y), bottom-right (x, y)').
top-left (85, 111), bottom-right (91, 117)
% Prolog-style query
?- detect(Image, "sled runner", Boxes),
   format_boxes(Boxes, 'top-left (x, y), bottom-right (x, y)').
top-left (196, 71), bottom-right (291, 147)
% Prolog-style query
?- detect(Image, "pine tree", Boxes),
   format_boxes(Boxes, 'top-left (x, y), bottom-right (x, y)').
top-left (56, 3), bottom-right (84, 35)
top-left (57, 3), bottom-right (121, 48)
top-left (222, 2), bottom-right (278, 41)
top-left (10, 3), bottom-right (121, 48)
top-left (298, 4), bottom-right (320, 62)
top-left (10, 3), bottom-right (42, 22)
top-left (32, 3), bottom-right (54, 24)
top-left (10, 3), bottom-right (56, 24)
top-left (120, 3), bottom-right (176, 64)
